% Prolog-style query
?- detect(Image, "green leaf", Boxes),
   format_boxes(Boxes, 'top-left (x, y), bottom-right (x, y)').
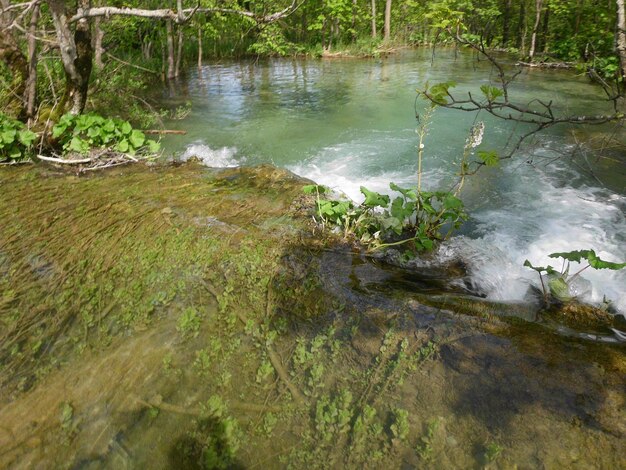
top-left (303, 184), bottom-right (329, 194)
top-left (18, 130), bottom-right (37, 147)
top-left (147, 140), bottom-right (161, 153)
top-left (390, 196), bottom-right (413, 221)
top-left (523, 260), bottom-right (556, 274)
top-left (128, 129), bottom-right (145, 148)
top-left (477, 150), bottom-right (499, 167)
top-left (1, 129), bottom-right (16, 144)
top-left (103, 119), bottom-right (116, 133)
top-left (548, 277), bottom-right (572, 301)
top-left (390, 182), bottom-right (418, 200)
top-left (52, 124), bottom-right (67, 139)
top-left (360, 187), bottom-right (390, 208)
top-left (443, 194), bottom-right (463, 210)
top-left (548, 250), bottom-right (593, 264)
top-left (120, 121), bottom-right (132, 135)
top-left (68, 136), bottom-right (88, 153)
top-left (116, 139), bottom-right (129, 153)
top-left (479, 85), bottom-right (504, 102)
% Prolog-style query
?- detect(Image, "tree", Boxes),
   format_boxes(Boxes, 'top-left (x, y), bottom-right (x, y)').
top-left (617, 0), bottom-right (626, 91)
top-left (383, 0), bottom-right (391, 42)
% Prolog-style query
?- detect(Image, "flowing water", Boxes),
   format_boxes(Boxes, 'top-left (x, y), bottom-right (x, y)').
top-left (2, 49), bottom-right (626, 470)
top-left (160, 48), bottom-right (626, 314)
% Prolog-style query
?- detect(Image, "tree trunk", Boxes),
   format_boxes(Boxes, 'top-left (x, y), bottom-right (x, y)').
top-left (47, 0), bottom-right (93, 115)
top-left (26, 4), bottom-right (40, 122)
top-left (516, 0), bottom-right (527, 50)
top-left (540, 4), bottom-right (550, 53)
top-left (502, 0), bottom-right (512, 46)
top-left (528, 0), bottom-right (543, 60)
top-left (383, 0), bottom-right (391, 42)
top-left (94, 16), bottom-right (104, 69)
top-left (352, 0), bottom-right (357, 42)
top-left (371, 0), bottom-right (377, 38)
top-left (197, 26), bottom-right (202, 70)
top-left (175, 26), bottom-right (183, 77)
top-left (166, 19), bottom-right (175, 79)
top-left (0, 0), bottom-right (29, 118)
top-left (617, 0), bottom-right (626, 94)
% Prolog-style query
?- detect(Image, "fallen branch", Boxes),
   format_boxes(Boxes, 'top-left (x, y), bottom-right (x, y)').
top-left (143, 129), bottom-right (187, 135)
top-left (267, 347), bottom-right (304, 405)
top-left (37, 154), bottom-right (93, 164)
top-left (516, 61), bottom-right (574, 69)
top-left (105, 52), bottom-right (159, 74)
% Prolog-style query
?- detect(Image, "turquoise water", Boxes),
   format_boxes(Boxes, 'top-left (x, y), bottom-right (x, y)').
top-left (159, 49), bottom-right (626, 314)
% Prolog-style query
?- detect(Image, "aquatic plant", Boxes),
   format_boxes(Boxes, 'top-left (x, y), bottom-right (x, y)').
top-left (524, 249), bottom-right (626, 302)
top-left (304, 183), bottom-right (467, 252)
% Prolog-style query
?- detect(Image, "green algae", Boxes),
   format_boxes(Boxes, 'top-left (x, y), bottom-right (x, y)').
top-left (0, 164), bottom-right (625, 469)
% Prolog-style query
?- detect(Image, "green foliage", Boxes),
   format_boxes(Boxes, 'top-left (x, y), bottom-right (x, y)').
top-left (421, 81), bottom-right (457, 106)
top-left (524, 249), bottom-right (625, 302)
top-left (416, 417), bottom-right (440, 462)
top-left (310, 182), bottom-right (467, 252)
top-left (549, 249), bottom-right (626, 271)
top-left (0, 114), bottom-right (37, 161)
top-left (484, 442), bottom-right (504, 463)
top-left (476, 149), bottom-right (500, 167)
top-left (390, 408), bottom-right (410, 443)
top-left (302, 184), bottom-right (330, 194)
top-left (479, 85), bottom-right (503, 102)
top-left (176, 307), bottom-right (202, 338)
top-left (52, 113), bottom-right (160, 155)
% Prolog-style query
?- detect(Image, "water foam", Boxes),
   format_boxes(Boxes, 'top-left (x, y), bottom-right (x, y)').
top-left (179, 143), bottom-right (242, 167)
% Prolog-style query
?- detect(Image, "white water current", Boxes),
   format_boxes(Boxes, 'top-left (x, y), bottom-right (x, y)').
top-left (161, 50), bottom-right (626, 314)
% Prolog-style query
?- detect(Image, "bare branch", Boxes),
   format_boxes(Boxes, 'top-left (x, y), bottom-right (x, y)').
top-left (69, 0), bottom-right (302, 24)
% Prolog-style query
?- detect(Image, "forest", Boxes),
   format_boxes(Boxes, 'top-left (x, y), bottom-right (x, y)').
top-left (1, 0), bottom-right (626, 126)
top-left (1, 1), bottom-right (626, 469)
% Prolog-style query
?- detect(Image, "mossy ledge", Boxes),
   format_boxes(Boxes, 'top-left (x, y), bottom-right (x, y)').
top-left (1, 163), bottom-right (625, 469)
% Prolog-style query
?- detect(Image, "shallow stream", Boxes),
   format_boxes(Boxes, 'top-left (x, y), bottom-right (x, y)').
top-left (1, 49), bottom-right (626, 469)
top-left (160, 48), bottom-right (626, 314)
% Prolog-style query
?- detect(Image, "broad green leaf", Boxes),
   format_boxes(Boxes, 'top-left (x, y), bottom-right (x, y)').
top-left (479, 85), bottom-right (504, 102)
top-left (103, 119), bottom-right (116, 133)
top-left (87, 126), bottom-right (101, 139)
top-left (443, 194), bottom-right (463, 210)
top-left (548, 277), bottom-right (572, 301)
top-left (548, 250), bottom-right (593, 264)
top-left (477, 150), bottom-right (499, 167)
top-left (523, 260), bottom-right (556, 274)
top-left (586, 251), bottom-right (626, 270)
top-left (52, 124), bottom-right (67, 139)
top-left (1, 129), bottom-right (16, 144)
top-left (120, 121), bottom-right (132, 135)
top-left (68, 136), bottom-right (88, 153)
top-left (360, 187), bottom-right (390, 208)
top-left (128, 129), bottom-right (145, 148)
top-left (18, 130), bottom-right (37, 147)
top-left (116, 139), bottom-right (129, 153)
top-left (390, 197), bottom-right (414, 221)
top-left (390, 182), bottom-right (417, 200)
top-left (147, 140), bottom-right (161, 153)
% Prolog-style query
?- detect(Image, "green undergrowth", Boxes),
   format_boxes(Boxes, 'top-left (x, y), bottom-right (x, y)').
top-left (304, 183), bottom-right (467, 254)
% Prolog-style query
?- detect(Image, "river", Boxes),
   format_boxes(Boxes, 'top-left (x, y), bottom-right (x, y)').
top-left (159, 48), bottom-right (626, 315)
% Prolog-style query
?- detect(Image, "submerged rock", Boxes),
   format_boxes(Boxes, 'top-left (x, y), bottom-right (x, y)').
top-left (544, 301), bottom-right (619, 333)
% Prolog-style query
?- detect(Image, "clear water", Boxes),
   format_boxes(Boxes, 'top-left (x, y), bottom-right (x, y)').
top-left (160, 49), bottom-right (626, 313)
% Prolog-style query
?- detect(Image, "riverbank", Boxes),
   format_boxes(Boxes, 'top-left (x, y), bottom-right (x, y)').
top-left (1, 163), bottom-right (624, 469)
